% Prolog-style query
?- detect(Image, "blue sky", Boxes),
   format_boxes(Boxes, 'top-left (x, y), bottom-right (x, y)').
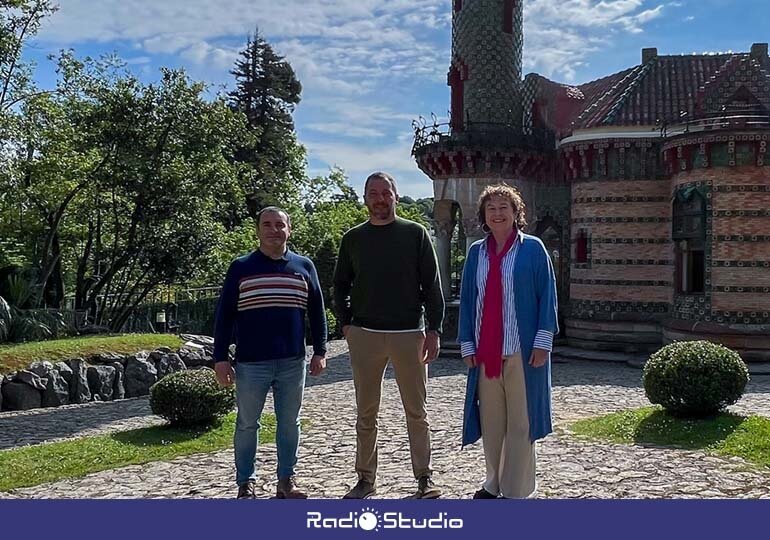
top-left (24, 0), bottom-right (770, 199)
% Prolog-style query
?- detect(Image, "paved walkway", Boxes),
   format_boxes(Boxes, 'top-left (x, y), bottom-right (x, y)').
top-left (3, 341), bottom-right (770, 499)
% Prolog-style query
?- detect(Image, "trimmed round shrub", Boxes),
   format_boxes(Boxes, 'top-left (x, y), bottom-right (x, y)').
top-left (150, 368), bottom-right (235, 426)
top-left (643, 340), bottom-right (749, 417)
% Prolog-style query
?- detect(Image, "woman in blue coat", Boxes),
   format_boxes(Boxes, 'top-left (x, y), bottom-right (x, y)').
top-left (457, 184), bottom-right (558, 499)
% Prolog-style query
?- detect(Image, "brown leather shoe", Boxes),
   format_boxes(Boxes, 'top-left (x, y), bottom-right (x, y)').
top-left (415, 476), bottom-right (442, 499)
top-left (276, 476), bottom-right (308, 499)
top-left (237, 480), bottom-right (256, 499)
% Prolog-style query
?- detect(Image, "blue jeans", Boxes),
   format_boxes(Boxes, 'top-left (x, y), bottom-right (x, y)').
top-left (233, 355), bottom-right (307, 486)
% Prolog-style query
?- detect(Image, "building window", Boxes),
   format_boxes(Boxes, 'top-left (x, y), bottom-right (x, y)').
top-left (454, 0), bottom-right (462, 12)
top-left (673, 188), bottom-right (706, 294)
top-left (503, 0), bottom-right (514, 34)
top-left (575, 229), bottom-right (589, 264)
top-left (448, 66), bottom-right (464, 131)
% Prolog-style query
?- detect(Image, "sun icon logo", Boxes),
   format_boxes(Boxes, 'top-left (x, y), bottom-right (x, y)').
top-left (358, 507), bottom-right (382, 532)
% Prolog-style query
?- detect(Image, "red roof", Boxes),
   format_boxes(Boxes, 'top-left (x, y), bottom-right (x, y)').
top-left (529, 49), bottom-right (770, 137)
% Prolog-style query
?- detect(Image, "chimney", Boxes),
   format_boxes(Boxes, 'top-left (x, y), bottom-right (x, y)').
top-left (642, 47), bottom-right (658, 64)
top-left (751, 42), bottom-right (768, 60)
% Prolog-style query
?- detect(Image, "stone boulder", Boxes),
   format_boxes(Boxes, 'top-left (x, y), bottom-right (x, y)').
top-left (87, 365), bottom-right (116, 401)
top-left (156, 353), bottom-right (186, 379)
top-left (29, 361), bottom-right (55, 379)
top-left (178, 347), bottom-right (204, 367)
top-left (89, 352), bottom-right (126, 366)
top-left (124, 355), bottom-right (158, 397)
top-left (15, 369), bottom-right (48, 391)
top-left (56, 361), bottom-right (73, 385)
top-left (28, 362), bottom-right (69, 408)
top-left (66, 358), bottom-right (92, 404)
top-left (2, 381), bottom-right (41, 410)
top-left (111, 361), bottom-right (126, 400)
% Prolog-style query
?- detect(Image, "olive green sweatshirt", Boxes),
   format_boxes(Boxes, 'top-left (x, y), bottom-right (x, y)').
top-left (333, 216), bottom-right (445, 333)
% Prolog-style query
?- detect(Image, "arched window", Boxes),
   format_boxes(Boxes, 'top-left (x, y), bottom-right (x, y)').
top-left (673, 188), bottom-right (706, 294)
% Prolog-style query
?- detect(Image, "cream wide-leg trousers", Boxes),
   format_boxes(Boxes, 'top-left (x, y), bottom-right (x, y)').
top-left (478, 353), bottom-right (536, 498)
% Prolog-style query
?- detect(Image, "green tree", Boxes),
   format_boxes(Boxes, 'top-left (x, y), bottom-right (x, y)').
top-left (0, 0), bottom-right (58, 126)
top-left (228, 27), bottom-right (305, 217)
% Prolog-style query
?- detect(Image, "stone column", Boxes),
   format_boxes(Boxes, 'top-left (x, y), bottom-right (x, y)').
top-left (434, 219), bottom-right (454, 300)
top-left (461, 215), bottom-right (484, 253)
top-left (433, 199), bottom-right (456, 300)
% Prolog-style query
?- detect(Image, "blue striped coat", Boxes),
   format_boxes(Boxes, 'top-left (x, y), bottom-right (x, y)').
top-left (457, 231), bottom-right (559, 446)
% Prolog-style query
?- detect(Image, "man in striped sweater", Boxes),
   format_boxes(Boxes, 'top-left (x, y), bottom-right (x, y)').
top-left (213, 207), bottom-right (327, 500)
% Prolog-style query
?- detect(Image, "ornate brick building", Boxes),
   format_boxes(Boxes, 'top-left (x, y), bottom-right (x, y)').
top-left (413, 0), bottom-right (770, 360)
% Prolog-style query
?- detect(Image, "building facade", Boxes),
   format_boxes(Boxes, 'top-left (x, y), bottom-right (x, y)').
top-left (413, 0), bottom-right (770, 360)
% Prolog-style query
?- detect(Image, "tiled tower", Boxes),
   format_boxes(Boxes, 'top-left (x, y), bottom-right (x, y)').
top-left (449, 0), bottom-right (523, 130)
top-left (413, 0), bottom-right (564, 353)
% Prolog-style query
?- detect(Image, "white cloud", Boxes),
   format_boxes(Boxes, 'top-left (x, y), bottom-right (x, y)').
top-left (524, 1), bottom-right (670, 80)
top-left (306, 123), bottom-right (386, 138)
top-left (31, 0), bottom-right (675, 198)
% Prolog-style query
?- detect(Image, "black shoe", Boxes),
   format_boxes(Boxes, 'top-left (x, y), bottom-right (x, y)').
top-left (472, 487), bottom-right (498, 499)
top-left (237, 480), bottom-right (257, 499)
top-left (343, 479), bottom-right (376, 499)
top-left (415, 476), bottom-right (442, 499)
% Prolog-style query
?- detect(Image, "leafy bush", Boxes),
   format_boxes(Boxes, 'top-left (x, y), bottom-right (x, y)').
top-left (643, 340), bottom-right (749, 417)
top-left (150, 368), bottom-right (235, 426)
top-left (325, 308), bottom-right (339, 339)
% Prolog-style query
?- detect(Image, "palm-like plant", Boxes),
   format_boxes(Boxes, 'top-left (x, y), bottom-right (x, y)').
top-left (0, 295), bottom-right (11, 343)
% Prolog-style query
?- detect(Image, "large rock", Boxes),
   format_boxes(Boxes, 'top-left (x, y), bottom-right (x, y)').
top-left (2, 381), bottom-right (42, 410)
top-left (23, 362), bottom-right (70, 408)
top-left (111, 361), bottom-right (126, 400)
top-left (87, 365), bottom-right (116, 401)
top-left (42, 369), bottom-right (70, 407)
top-left (156, 353), bottom-right (186, 379)
top-left (124, 355), bottom-right (158, 397)
top-left (14, 370), bottom-right (48, 391)
top-left (89, 352), bottom-right (126, 366)
top-left (66, 359), bottom-right (92, 404)
top-left (56, 362), bottom-right (73, 385)
top-left (178, 348), bottom-right (203, 367)
top-left (29, 361), bottom-right (55, 379)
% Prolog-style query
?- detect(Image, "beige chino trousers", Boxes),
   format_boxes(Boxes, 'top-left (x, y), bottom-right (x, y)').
top-left (478, 352), bottom-right (536, 498)
top-left (346, 326), bottom-right (432, 483)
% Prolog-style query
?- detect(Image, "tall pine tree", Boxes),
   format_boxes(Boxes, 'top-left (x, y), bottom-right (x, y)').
top-left (228, 28), bottom-right (305, 217)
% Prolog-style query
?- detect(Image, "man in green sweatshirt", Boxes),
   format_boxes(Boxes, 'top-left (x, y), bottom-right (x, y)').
top-left (333, 171), bottom-right (445, 499)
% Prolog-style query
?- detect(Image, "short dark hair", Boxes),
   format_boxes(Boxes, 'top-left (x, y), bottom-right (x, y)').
top-left (364, 171), bottom-right (398, 196)
top-left (256, 206), bottom-right (291, 228)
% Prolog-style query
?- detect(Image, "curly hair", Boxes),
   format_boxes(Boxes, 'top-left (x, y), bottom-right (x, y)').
top-left (476, 184), bottom-right (527, 231)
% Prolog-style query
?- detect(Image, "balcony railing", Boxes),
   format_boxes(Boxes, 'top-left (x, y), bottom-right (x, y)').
top-left (660, 108), bottom-right (770, 137)
top-left (412, 117), bottom-right (556, 155)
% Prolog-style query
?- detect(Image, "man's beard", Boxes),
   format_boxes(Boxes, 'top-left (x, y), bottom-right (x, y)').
top-left (369, 203), bottom-right (391, 218)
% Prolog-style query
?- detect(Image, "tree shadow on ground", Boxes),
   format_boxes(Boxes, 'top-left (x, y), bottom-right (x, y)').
top-left (110, 420), bottom-right (224, 447)
top-left (0, 398), bottom-right (155, 450)
top-left (633, 410), bottom-right (745, 450)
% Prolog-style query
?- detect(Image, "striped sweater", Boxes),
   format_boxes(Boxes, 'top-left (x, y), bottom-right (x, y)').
top-left (213, 249), bottom-right (327, 363)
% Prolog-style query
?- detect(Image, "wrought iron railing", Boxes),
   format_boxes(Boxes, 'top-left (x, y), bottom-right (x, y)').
top-left (412, 115), bottom-right (556, 155)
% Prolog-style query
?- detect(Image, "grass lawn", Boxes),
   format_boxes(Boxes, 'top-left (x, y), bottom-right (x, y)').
top-left (0, 334), bottom-right (183, 375)
top-left (572, 406), bottom-right (770, 469)
top-left (0, 412), bottom-right (275, 492)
